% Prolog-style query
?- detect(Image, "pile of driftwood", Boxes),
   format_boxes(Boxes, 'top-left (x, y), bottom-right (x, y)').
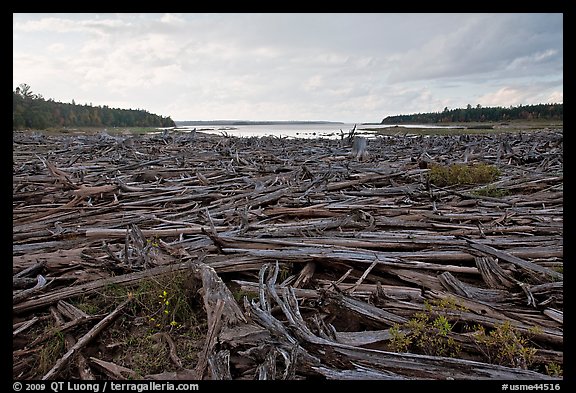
top-left (13, 128), bottom-right (563, 380)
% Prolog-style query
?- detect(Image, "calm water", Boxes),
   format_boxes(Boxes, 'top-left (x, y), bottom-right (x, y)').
top-left (175, 123), bottom-right (358, 139)
top-left (173, 123), bottom-right (462, 139)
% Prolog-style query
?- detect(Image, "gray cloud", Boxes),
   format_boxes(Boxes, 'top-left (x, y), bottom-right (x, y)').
top-left (13, 13), bottom-right (562, 123)
top-left (387, 14), bottom-right (563, 83)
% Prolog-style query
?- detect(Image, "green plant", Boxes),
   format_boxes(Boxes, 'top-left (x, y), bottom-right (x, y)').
top-left (428, 163), bottom-right (500, 187)
top-left (388, 298), bottom-right (464, 357)
top-left (74, 273), bottom-right (202, 332)
top-left (389, 324), bottom-right (411, 353)
top-left (71, 295), bottom-right (101, 315)
top-left (427, 296), bottom-right (469, 313)
top-left (473, 321), bottom-right (537, 369)
top-left (37, 329), bottom-right (65, 375)
top-left (146, 236), bottom-right (160, 248)
top-left (134, 274), bottom-right (200, 333)
top-left (405, 310), bottom-right (461, 357)
top-left (147, 289), bottom-right (184, 330)
top-left (278, 264), bottom-right (292, 283)
top-left (545, 362), bottom-right (563, 377)
top-left (382, 296), bottom-right (554, 374)
top-left (232, 289), bottom-right (258, 303)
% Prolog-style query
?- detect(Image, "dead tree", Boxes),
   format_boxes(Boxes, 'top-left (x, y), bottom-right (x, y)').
top-left (351, 136), bottom-right (368, 161)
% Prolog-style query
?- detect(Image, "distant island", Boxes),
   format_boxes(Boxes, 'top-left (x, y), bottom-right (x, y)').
top-left (175, 120), bottom-right (345, 126)
top-left (13, 83), bottom-right (176, 130)
top-left (381, 103), bottom-right (562, 124)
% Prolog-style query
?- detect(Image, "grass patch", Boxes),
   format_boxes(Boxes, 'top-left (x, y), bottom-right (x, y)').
top-left (72, 295), bottom-right (103, 315)
top-left (45, 272), bottom-right (208, 378)
top-left (37, 328), bottom-right (65, 376)
top-left (472, 185), bottom-right (511, 198)
top-left (428, 163), bottom-right (500, 187)
top-left (107, 273), bottom-right (205, 333)
top-left (232, 289), bottom-right (259, 303)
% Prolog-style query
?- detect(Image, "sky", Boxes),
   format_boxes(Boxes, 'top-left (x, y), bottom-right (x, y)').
top-left (13, 13), bottom-right (563, 123)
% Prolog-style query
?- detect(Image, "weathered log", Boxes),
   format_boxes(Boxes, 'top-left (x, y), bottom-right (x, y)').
top-left (84, 226), bottom-right (226, 239)
top-left (323, 290), bottom-right (408, 327)
top-left (89, 357), bottom-right (137, 380)
top-left (72, 184), bottom-right (118, 199)
top-left (438, 271), bottom-right (511, 302)
top-left (466, 239), bottom-right (562, 281)
top-left (475, 256), bottom-right (517, 289)
top-left (14, 260), bottom-right (198, 314)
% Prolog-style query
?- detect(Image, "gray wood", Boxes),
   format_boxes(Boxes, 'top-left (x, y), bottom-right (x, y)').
top-left (13, 129), bottom-right (563, 380)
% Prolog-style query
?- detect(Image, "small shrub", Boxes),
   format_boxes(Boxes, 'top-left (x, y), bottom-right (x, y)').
top-left (389, 324), bottom-right (411, 353)
top-left (388, 298), bottom-right (464, 357)
top-left (405, 310), bottom-right (461, 357)
top-left (387, 298), bottom-right (553, 373)
top-left (473, 321), bottom-right (537, 369)
top-left (428, 163), bottom-right (500, 187)
top-left (545, 362), bottom-right (563, 377)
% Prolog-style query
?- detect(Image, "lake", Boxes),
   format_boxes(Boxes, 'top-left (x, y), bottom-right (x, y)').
top-left (173, 123), bottom-right (464, 139)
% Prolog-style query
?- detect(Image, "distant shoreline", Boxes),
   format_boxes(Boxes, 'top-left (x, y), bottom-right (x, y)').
top-left (174, 120), bottom-right (345, 126)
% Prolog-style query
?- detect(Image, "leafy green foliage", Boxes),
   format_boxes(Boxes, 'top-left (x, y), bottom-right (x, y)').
top-left (13, 84), bottom-right (175, 130)
top-left (381, 103), bottom-right (563, 124)
top-left (545, 362), bottom-right (563, 377)
top-left (232, 289), bottom-right (258, 303)
top-left (388, 299), bottom-right (558, 374)
top-left (388, 324), bottom-right (411, 353)
top-left (388, 298), bottom-right (464, 357)
top-left (472, 321), bottom-right (538, 370)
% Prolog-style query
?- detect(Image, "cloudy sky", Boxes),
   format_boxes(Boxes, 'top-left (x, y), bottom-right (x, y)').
top-left (13, 13), bottom-right (563, 123)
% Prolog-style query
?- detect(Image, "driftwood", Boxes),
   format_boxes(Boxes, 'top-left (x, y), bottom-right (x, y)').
top-left (90, 357), bottom-right (138, 379)
top-left (13, 128), bottom-right (562, 380)
top-left (13, 260), bottom-right (199, 314)
top-left (42, 296), bottom-right (133, 380)
top-left (245, 263), bottom-right (552, 380)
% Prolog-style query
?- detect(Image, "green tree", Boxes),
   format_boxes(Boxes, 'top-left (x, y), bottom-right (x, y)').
top-left (13, 84), bottom-right (177, 130)
top-left (15, 83), bottom-right (34, 99)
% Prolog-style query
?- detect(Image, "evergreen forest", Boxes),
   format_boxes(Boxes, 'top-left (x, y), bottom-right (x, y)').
top-left (13, 84), bottom-right (176, 130)
top-left (381, 103), bottom-right (563, 124)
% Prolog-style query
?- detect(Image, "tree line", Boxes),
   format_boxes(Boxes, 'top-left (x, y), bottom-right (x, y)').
top-left (13, 84), bottom-right (176, 130)
top-left (381, 103), bottom-right (563, 124)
